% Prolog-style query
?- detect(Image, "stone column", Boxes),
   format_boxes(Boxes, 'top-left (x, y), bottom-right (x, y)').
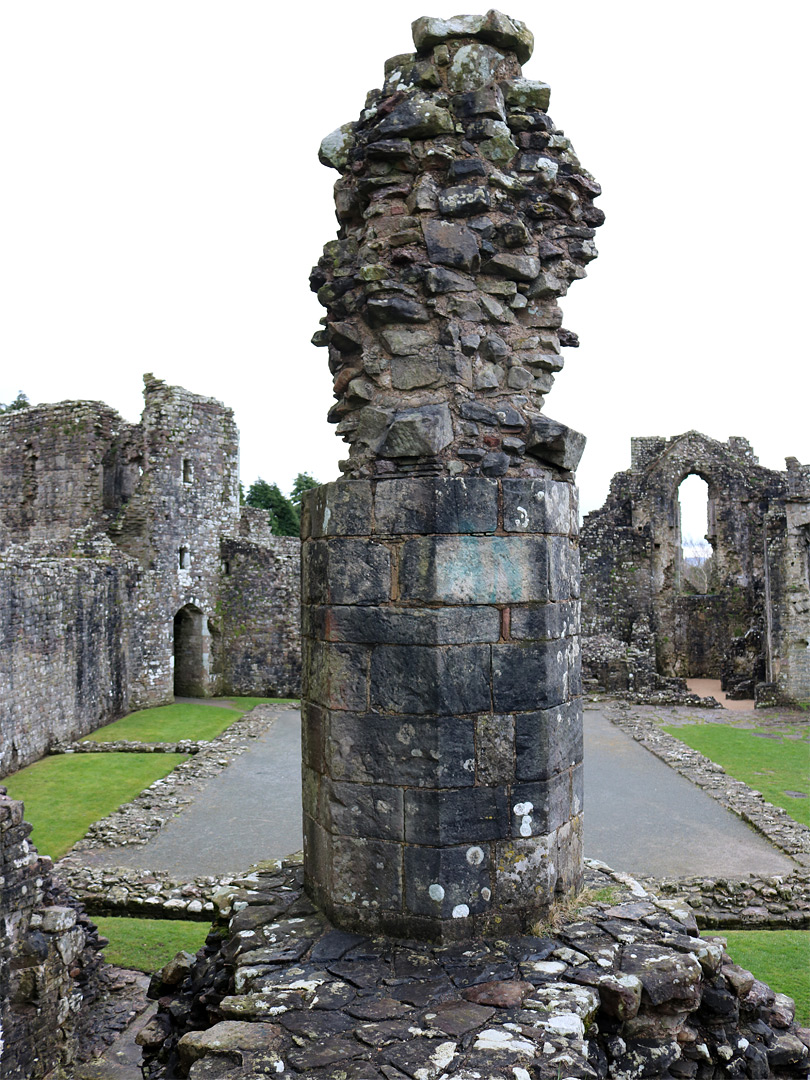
top-left (301, 475), bottom-right (582, 939)
top-left (304, 10), bottom-right (602, 940)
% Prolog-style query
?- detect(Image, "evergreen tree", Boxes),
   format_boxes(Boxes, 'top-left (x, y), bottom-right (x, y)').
top-left (0, 391), bottom-right (29, 414)
top-left (245, 478), bottom-right (300, 536)
top-left (290, 472), bottom-right (319, 507)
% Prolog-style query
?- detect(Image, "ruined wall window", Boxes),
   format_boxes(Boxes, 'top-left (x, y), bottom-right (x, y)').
top-left (182, 459), bottom-right (193, 484)
top-left (678, 474), bottom-right (712, 593)
top-left (222, 559), bottom-right (231, 575)
top-left (179, 546), bottom-right (191, 569)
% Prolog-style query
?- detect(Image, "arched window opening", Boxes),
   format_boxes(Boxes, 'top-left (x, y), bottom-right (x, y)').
top-left (678, 474), bottom-right (713, 594)
top-left (179, 546), bottom-right (191, 569)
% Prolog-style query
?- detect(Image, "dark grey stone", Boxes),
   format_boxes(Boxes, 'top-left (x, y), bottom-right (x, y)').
top-left (405, 786), bottom-right (508, 844)
top-left (423, 267), bottom-right (477, 294)
top-left (317, 604), bottom-right (501, 645)
top-left (480, 451), bottom-right (510, 477)
top-left (399, 536), bottom-right (549, 605)
top-left (501, 478), bottom-right (573, 535)
top-left (366, 297), bottom-right (430, 326)
top-left (403, 843), bottom-right (492, 916)
top-left (438, 184), bottom-right (491, 217)
top-left (304, 640), bottom-right (370, 711)
top-left (525, 415), bottom-right (587, 472)
top-left (320, 539), bottom-right (392, 605)
top-left (491, 641), bottom-right (566, 711)
top-left (475, 714), bottom-right (515, 785)
top-left (515, 700), bottom-right (583, 781)
top-left (304, 482), bottom-right (373, 538)
top-left (331, 836), bottom-right (403, 912)
top-left (323, 780), bottom-right (404, 841)
top-left (510, 600), bottom-right (579, 641)
top-left (458, 400), bottom-right (524, 427)
top-left (328, 712), bottom-right (476, 788)
top-left (301, 700), bottom-right (327, 773)
top-left (512, 767), bottom-right (582, 835)
top-left (374, 477), bottom-right (498, 535)
top-left (381, 405), bottom-right (453, 458)
top-left (369, 645), bottom-right (491, 715)
top-left (423, 219), bottom-right (481, 272)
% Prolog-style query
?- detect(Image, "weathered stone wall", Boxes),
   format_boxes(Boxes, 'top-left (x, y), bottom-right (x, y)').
top-left (0, 377), bottom-right (302, 776)
top-left (0, 535), bottom-right (138, 775)
top-left (581, 433), bottom-right (810, 705)
top-left (217, 524), bottom-right (301, 699)
top-left (0, 401), bottom-right (138, 550)
top-left (0, 788), bottom-right (103, 1079)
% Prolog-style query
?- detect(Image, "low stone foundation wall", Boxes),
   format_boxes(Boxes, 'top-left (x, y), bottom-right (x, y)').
top-left (53, 704), bottom-right (285, 853)
top-left (650, 871), bottom-right (810, 930)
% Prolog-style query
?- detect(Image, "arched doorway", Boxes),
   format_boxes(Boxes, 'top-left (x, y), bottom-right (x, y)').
top-left (173, 604), bottom-right (206, 697)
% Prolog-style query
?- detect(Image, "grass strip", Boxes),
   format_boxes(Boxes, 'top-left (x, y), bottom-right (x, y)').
top-left (661, 723), bottom-right (810, 826)
top-left (721, 930), bottom-right (809, 1025)
top-left (94, 916), bottom-right (211, 973)
top-left (82, 703), bottom-right (244, 743)
top-left (3, 753), bottom-right (187, 860)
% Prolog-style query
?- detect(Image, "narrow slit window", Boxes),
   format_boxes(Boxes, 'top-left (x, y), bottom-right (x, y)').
top-left (179, 546), bottom-right (191, 569)
top-left (182, 459), bottom-right (193, 484)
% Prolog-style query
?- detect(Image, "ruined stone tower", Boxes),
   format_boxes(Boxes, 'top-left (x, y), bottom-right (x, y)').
top-left (302, 11), bottom-right (603, 939)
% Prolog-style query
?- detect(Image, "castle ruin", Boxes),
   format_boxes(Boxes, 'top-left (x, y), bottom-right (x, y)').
top-left (580, 432), bottom-right (810, 706)
top-left (0, 375), bottom-right (300, 775)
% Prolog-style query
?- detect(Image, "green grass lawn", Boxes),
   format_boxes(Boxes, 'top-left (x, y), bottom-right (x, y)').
top-left (3, 753), bottom-right (187, 860)
top-left (82, 697), bottom-right (297, 743)
top-left (721, 930), bottom-right (809, 1025)
top-left (662, 723), bottom-right (810, 826)
top-left (83, 703), bottom-right (244, 743)
top-left (94, 916), bottom-right (212, 973)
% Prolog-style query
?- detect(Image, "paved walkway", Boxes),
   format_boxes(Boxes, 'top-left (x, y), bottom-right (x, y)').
top-left (582, 706), bottom-right (794, 876)
top-left (102, 707), bottom-right (303, 876)
top-left (97, 702), bottom-right (796, 881)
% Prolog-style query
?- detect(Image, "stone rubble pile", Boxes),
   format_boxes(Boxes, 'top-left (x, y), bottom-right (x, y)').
top-left (312, 10), bottom-right (603, 480)
top-left (138, 859), bottom-right (810, 1080)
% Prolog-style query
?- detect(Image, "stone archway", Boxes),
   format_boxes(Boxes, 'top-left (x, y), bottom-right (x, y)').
top-left (173, 604), bottom-right (207, 697)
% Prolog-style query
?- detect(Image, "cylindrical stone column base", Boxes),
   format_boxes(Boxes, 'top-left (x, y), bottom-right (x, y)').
top-left (301, 477), bottom-right (583, 941)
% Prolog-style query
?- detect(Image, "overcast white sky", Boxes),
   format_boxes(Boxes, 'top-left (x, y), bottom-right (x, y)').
top-left (1, 2), bottom-right (807, 539)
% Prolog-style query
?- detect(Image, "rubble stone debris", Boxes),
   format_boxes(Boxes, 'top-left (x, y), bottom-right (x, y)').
top-left (304, 8), bottom-right (603, 941)
top-left (311, 9), bottom-right (603, 481)
top-left (580, 433), bottom-right (810, 707)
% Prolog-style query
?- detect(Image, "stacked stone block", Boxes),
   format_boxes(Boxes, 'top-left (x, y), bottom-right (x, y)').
top-left (312, 10), bottom-right (603, 482)
top-left (301, 476), bottom-right (583, 940)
